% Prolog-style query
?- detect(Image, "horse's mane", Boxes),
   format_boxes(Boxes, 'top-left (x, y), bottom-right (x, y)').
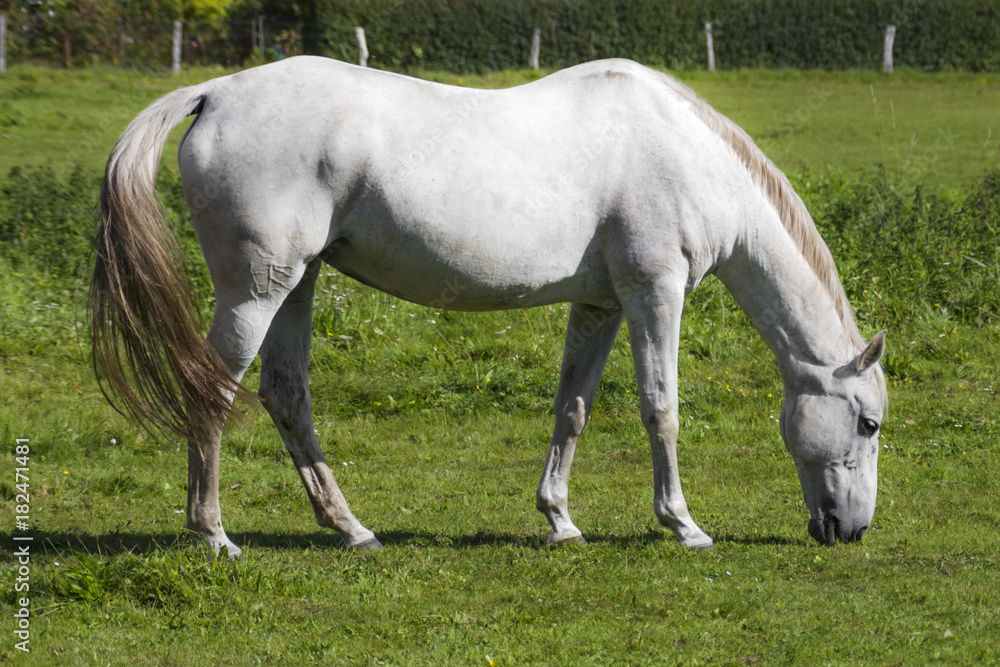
top-left (656, 72), bottom-right (866, 351)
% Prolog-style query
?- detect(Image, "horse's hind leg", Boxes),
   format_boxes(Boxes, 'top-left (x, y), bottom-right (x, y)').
top-left (187, 293), bottom-right (287, 560)
top-left (257, 260), bottom-right (381, 550)
top-left (621, 279), bottom-right (713, 550)
top-left (537, 303), bottom-right (624, 544)
top-left (186, 410), bottom-right (240, 559)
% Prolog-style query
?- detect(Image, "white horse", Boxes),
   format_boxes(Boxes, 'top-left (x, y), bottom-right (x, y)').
top-left (91, 57), bottom-right (887, 557)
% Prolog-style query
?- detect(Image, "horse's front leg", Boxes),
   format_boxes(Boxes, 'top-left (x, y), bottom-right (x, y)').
top-left (537, 303), bottom-right (623, 544)
top-left (622, 279), bottom-right (714, 550)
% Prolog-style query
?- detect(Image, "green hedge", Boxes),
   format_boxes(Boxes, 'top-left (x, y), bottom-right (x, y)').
top-left (3, 164), bottom-right (998, 327)
top-left (801, 168), bottom-right (1000, 327)
top-left (317, 0), bottom-right (1000, 72)
top-left (0, 166), bottom-right (213, 303)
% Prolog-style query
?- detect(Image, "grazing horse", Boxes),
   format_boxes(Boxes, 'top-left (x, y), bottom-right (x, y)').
top-left (91, 57), bottom-right (887, 557)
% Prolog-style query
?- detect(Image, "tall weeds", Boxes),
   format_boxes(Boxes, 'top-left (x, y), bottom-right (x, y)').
top-left (2, 164), bottom-right (998, 330)
top-left (800, 168), bottom-right (1000, 327)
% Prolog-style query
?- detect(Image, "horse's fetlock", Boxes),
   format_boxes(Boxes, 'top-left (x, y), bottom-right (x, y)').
top-left (536, 488), bottom-right (565, 514)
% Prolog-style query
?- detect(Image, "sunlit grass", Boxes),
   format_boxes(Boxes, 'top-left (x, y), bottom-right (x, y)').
top-left (4, 253), bottom-right (997, 662)
top-left (1, 65), bottom-right (998, 663)
top-left (3, 63), bottom-right (997, 187)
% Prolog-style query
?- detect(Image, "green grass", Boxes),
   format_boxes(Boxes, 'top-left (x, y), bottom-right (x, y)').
top-left (1, 63), bottom-right (999, 664)
top-left (2, 65), bottom-right (998, 188)
top-left (3, 291), bottom-right (998, 664)
top-left (685, 68), bottom-right (1000, 191)
top-left (0, 66), bottom-right (221, 178)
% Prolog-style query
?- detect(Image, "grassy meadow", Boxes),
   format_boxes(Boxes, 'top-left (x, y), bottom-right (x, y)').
top-left (1, 62), bottom-right (999, 665)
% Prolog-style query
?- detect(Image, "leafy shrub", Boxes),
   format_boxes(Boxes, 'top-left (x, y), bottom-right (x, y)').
top-left (7, 0), bottom-right (1000, 72)
top-left (801, 168), bottom-right (1000, 327)
top-left (2, 163), bottom-right (997, 334)
top-left (0, 166), bottom-right (212, 307)
top-left (317, 0), bottom-right (1000, 72)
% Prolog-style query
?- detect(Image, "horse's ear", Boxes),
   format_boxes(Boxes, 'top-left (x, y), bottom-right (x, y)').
top-left (854, 329), bottom-right (887, 373)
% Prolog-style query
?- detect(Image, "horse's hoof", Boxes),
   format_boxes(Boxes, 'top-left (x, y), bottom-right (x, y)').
top-left (341, 536), bottom-right (384, 551)
top-left (217, 544), bottom-right (243, 561)
top-left (196, 534), bottom-right (241, 561)
top-left (680, 536), bottom-right (714, 551)
top-left (545, 533), bottom-right (587, 546)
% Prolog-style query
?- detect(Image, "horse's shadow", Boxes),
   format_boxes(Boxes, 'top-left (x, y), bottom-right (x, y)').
top-left (4, 527), bottom-right (802, 561)
top-left (708, 532), bottom-right (803, 547)
top-left (2, 530), bottom-right (340, 561)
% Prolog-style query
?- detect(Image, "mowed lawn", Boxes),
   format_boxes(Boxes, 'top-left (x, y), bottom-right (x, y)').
top-left (0, 62), bottom-right (998, 665)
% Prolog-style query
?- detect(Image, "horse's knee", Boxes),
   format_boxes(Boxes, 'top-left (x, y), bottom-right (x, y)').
top-left (258, 368), bottom-right (302, 408)
top-left (640, 405), bottom-right (679, 439)
top-left (259, 378), bottom-right (311, 440)
top-left (259, 337), bottom-right (310, 399)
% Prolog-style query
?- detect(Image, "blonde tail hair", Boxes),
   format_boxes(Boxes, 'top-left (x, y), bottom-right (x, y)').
top-left (90, 85), bottom-right (255, 441)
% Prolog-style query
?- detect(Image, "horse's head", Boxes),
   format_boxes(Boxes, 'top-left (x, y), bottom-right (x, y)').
top-left (780, 331), bottom-right (887, 545)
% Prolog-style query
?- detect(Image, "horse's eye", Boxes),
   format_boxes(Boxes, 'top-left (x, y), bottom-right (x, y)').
top-left (859, 417), bottom-right (879, 437)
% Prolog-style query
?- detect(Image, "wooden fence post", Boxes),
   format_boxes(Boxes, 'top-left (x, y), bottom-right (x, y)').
top-left (258, 16), bottom-right (265, 62)
top-left (62, 29), bottom-right (72, 68)
top-left (172, 20), bottom-right (182, 74)
top-left (705, 22), bottom-right (715, 72)
top-left (883, 25), bottom-right (896, 73)
top-left (117, 16), bottom-right (124, 65)
top-left (529, 28), bottom-right (540, 70)
top-left (355, 27), bottom-right (368, 67)
top-left (1, 16), bottom-right (6, 74)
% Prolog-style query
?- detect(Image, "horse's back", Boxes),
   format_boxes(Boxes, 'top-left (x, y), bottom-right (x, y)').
top-left (177, 57), bottom-right (746, 309)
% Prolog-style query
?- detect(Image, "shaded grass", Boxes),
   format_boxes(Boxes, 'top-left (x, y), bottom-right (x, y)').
top-left (18, 534), bottom-right (998, 665)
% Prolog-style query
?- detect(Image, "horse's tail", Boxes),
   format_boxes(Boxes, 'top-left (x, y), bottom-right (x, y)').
top-left (90, 84), bottom-right (253, 441)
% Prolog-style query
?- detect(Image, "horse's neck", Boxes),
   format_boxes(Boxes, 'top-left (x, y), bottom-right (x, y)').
top-left (714, 211), bottom-right (853, 375)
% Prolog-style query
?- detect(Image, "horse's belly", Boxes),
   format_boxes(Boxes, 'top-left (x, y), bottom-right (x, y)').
top-left (321, 230), bottom-right (611, 311)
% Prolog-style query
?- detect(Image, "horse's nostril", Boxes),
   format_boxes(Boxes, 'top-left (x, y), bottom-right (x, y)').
top-left (808, 518), bottom-right (837, 546)
top-left (810, 512), bottom-right (868, 545)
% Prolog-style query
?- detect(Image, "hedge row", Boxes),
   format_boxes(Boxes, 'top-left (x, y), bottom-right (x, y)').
top-left (317, 0), bottom-right (1000, 72)
top-left (3, 163), bottom-right (998, 327)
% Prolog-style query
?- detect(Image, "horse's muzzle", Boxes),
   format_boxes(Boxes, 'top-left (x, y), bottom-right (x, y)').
top-left (808, 516), bottom-right (868, 545)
